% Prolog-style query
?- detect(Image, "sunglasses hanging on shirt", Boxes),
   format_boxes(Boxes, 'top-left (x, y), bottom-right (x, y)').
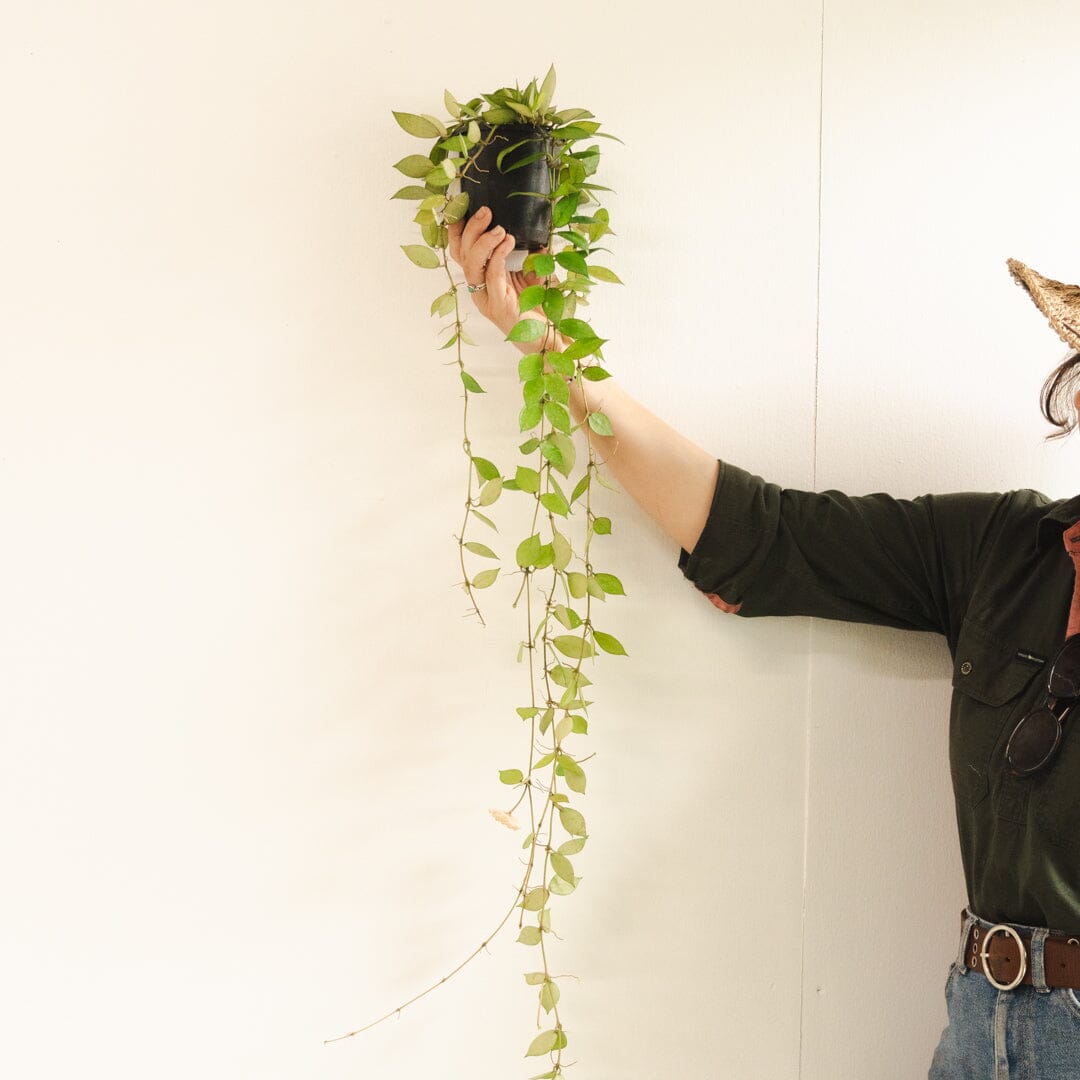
top-left (1004, 633), bottom-right (1080, 777)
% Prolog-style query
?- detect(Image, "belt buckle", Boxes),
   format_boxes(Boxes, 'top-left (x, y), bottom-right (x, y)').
top-left (980, 923), bottom-right (1027, 991)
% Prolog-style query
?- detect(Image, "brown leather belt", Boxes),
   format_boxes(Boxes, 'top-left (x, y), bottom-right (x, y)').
top-left (960, 909), bottom-right (1080, 990)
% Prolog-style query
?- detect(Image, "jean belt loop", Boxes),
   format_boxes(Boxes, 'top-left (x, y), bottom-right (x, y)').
top-left (956, 909), bottom-right (977, 975)
top-left (1030, 927), bottom-right (1051, 994)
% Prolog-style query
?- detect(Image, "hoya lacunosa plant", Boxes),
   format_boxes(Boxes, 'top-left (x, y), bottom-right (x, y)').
top-left (329, 67), bottom-right (625, 1077)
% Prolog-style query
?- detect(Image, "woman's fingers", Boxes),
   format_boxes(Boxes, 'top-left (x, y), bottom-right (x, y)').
top-left (447, 219), bottom-right (463, 264)
top-left (462, 224), bottom-right (508, 286)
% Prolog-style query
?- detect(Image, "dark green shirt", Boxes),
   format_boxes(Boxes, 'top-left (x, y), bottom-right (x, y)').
top-left (678, 460), bottom-right (1080, 936)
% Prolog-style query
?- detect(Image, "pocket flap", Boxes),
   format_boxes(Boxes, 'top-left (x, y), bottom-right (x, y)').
top-left (952, 622), bottom-right (1043, 706)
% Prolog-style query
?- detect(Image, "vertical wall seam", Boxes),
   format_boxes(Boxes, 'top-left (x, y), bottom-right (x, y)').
top-left (798, 2), bottom-right (826, 1078)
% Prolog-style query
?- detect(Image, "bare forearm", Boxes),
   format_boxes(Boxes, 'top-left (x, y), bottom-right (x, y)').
top-left (566, 372), bottom-right (718, 556)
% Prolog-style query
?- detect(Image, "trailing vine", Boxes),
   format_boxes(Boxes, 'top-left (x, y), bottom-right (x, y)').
top-left (327, 66), bottom-right (624, 1077)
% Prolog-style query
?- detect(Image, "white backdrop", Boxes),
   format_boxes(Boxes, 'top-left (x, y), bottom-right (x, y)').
top-left (3, 2), bottom-right (1079, 1078)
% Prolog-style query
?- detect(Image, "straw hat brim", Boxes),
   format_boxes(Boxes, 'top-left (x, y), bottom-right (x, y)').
top-left (1007, 258), bottom-right (1080, 352)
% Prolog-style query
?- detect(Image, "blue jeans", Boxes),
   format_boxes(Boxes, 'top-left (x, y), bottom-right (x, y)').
top-left (928, 910), bottom-right (1080, 1079)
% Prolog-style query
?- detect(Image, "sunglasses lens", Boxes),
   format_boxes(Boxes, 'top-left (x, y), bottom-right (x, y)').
top-left (1049, 636), bottom-right (1080, 698)
top-left (1006, 707), bottom-right (1062, 775)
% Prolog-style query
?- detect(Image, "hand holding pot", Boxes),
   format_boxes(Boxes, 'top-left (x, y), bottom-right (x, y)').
top-left (448, 207), bottom-right (562, 354)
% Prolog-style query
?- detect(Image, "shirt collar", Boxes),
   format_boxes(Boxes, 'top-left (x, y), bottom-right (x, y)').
top-left (1035, 493), bottom-right (1080, 552)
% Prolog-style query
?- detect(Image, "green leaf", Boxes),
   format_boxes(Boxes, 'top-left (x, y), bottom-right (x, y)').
top-left (544, 401), bottom-right (571, 433)
top-left (559, 807), bottom-right (587, 836)
top-left (538, 438), bottom-right (563, 470)
top-left (478, 477), bottom-right (503, 506)
top-left (508, 318), bottom-right (547, 343)
top-left (472, 568), bottom-right (499, 589)
top-left (518, 353), bottom-right (544, 380)
top-left (571, 714), bottom-right (588, 734)
top-left (587, 410), bottom-right (614, 436)
top-left (567, 572), bottom-right (588, 599)
top-left (557, 318), bottom-right (595, 341)
top-left (581, 363), bottom-right (611, 380)
top-left (517, 706), bottom-right (540, 720)
top-left (515, 466), bottom-right (541, 493)
top-left (472, 510), bottom-right (497, 531)
top-left (437, 134), bottom-right (470, 154)
top-left (550, 851), bottom-right (575, 883)
top-left (500, 768), bottom-right (524, 784)
top-left (525, 1029), bottom-right (558, 1056)
top-left (524, 971), bottom-right (547, 986)
top-left (519, 401), bottom-right (543, 431)
top-left (593, 516), bottom-right (611, 534)
top-left (593, 630), bottom-right (627, 655)
top-left (558, 836), bottom-right (586, 855)
top-left (540, 491), bottom-right (569, 517)
top-left (533, 543), bottom-right (554, 570)
top-left (539, 979), bottom-right (560, 1015)
top-left (460, 370), bottom-right (484, 394)
top-left (467, 119), bottom-right (481, 144)
top-left (548, 432), bottom-right (575, 477)
top-left (516, 533), bottom-right (543, 567)
top-left (551, 529), bottom-right (572, 571)
top-left (553, 107), bottom-right (593, 123)
top-left (519, 437), bottom-right (540, 454)
top-left (552, 194), bottom-right (580, 228)
top-left (559, 756), bottom-right (587, 794)
top-left (424, 167), bottom-right (452, 190)
top-left (547, 351), bottom-right (576, 378)
top-left (522, 375), bottom-right (545, 405)
top-left (586, 574), bottom-right (606, 601)
top-left (541, 288), bottom-right (565, 325)
top-left (430, 290), bottom-right (456, 317)
top-left (472, 456), bottom-right (500, 482)
top-left (444, 89), bottom-right (461, 118)
top-left (537, 63), bottom-right (557, 112)
top-left (570, 474), bottom-right (590, 504)
top-left (394, 154), bottom-right (435, 178)
top-left (518, 284), bottom-right (546, 312)
top-left (555, 251), bottom-right (589, 277)
top-left (392, 111), bottom-right (443, 138)
top-left (544, 372), bottom-right (569, 405)
top-left (589, 264), bottom-right (623, 284)
top-left (443, 192), bottom-right (469, 223)
top-left (554, 714), bottom-right (573, 742)
top-left (554, 604), bottom-right (582, 630)
top-left (505, 99), bottom-right (536, 120)
top-left (548, 873), bottom-right (579, 896)
top-left (525, 252), bottom-right (556, 276)
top-left (482, 106), bottom-right (516, 125)
top-left (391, 185), bottom-right (430, 201)
top-left (539, 706), bottom-right (555, 735)
top-left (464, 541), bottom-right (497, 559)
top-left (518, 927), bottom-right (543, 947)
top-left (594, 572), bottom-right (625, 595)
top-left (561, 336), bottom-right (604, 362)
top-left (553, 634), bottom-right (594, 659)
top-left (401, 244), bottom-right (441, 269)
top-left (522, 886), bottom-right (549, 911)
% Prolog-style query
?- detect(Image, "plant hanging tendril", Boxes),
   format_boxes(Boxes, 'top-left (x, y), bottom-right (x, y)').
top-left (332, 66), bottom-right (625, 1077)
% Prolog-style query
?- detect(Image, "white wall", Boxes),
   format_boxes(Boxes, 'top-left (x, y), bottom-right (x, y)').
top-left (2, 3), bottom-right (1077, 1078)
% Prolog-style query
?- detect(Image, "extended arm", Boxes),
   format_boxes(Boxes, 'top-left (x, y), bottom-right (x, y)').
top-left (448, 208), bottom-right (718, 555)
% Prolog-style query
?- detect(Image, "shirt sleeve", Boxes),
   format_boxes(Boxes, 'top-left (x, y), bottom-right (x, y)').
top-left (677, 460), bottom-right (1015, 639)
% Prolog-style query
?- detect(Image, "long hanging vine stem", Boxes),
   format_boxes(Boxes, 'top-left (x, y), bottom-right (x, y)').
top-left (330, 66), bottom-right (625, 1078)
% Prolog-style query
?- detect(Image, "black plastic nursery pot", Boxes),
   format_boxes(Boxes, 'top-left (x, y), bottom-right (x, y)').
top-left (459, 123), bottom-right (554, 252)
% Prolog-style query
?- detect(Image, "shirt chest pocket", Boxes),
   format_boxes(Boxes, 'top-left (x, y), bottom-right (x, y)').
top-left (951, 623), bottom-right (1045, 808)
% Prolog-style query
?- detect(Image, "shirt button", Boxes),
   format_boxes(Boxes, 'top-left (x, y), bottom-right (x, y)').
top-left (960, 661), bottom-right (973, 676)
